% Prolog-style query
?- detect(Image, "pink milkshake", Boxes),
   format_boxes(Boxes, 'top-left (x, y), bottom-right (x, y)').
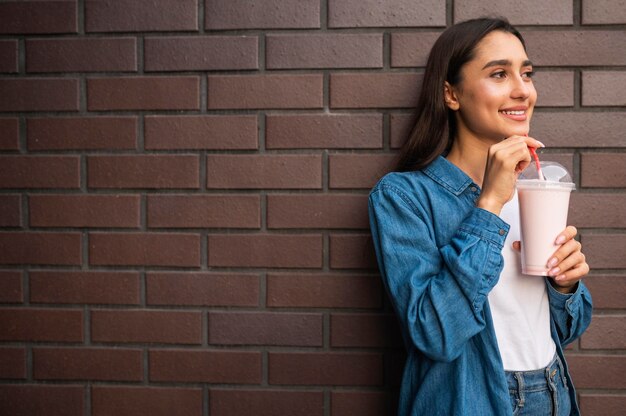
top-left (516, 162), bottom-right (575, 276)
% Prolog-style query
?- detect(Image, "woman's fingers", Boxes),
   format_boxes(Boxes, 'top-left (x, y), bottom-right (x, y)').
top-left (554, 225), bottom-right (577, 246)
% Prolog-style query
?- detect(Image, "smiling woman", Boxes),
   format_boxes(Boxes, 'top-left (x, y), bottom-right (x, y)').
top-left (368, 17), bottom-right (592, 416)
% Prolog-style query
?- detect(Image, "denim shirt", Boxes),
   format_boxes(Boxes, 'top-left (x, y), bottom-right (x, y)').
top-left (368, 156), bottom-right (592, 416)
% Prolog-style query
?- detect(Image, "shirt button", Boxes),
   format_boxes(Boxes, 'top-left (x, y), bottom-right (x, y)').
top-left (470, 186), bottom-right (478, 192)
top-left (499, 229), bottom-right (506, 236)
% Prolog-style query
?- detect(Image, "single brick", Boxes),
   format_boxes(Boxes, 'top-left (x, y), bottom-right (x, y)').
top-left (0, 1), bottom-right (77, 34)
top-left (210, 389), bottom-right (324, 416)
top-left (92, 386), bottom-right (203, 416)
top-left (531, 112), bottom-right (626, 148)
top-left (147, 194), bottom-right (260, 228)
top-left (390, 32), bottom-right (441, 67)
top-left (569, 193), bottom-right (626, 228)
top-left (0, 308), bottom-right (82, 342)
top-left (26, 38), bottom-right (136, 72)
top-left (146, 272), bottom-right (260, 307)
top-left (267, 194), bottom-right (369, 229)
top-left (582, 71), bottom-right (626, 106)
top-left (0, 194), bottom-right (21, 227)
top-left (266, 33), bottom-right (382, 69)
top-left (330, 73), bottom-right (421, 108)
top-left (92, 310), bottom-right (202, 345)
top-left (329, 154), bottom-right (396, 189)
top-left (579, 394), bottom-right (626, 416)
top-left (30, 271), bottom-right (140, 305)
top-left (455, 0), bottom-right (572, 24)
top-left (0, 347), bottom-right (26, 379)
top-left (331, 391), bottom-right (397, 416)
top-left (145, 115), bottom-right (257, 150)
top-left (582, 0), bottom-right (626, 24)
top-left (0, 40), bottom-right (18, 73)
top-left (208, 234), bottom-right (322, 268)
top-left (0, 270), bottom-right (23, 303)
top-left (28, 117), bottom-right (137, 150)
top-left (206, 0), bottom-right (320, 30)
top-left (209, 312), bottom-right (323, 346)
top-left (267, 273), bottom-right (382, 308)
top-left (583, 275), bottom-right (626, 309)
top-left (523, 31), bottom-right (626, 66)
top-left (208, 74), bottom-right (323, 110)
top-left (145, 36), bottom-right (258, 71)
top-left (581, 234), bottom-right (626, 269)
top-left (581, 315), bottom-right (626, 349)
top-left (89, 232), bottom-right (201, 267)
top-left (87, 77), bottom-right (199, 111)
top-left (34, 347), bottom-right (143, 381)
top-left (149, 350), bottom-right (262, 383)
top-left (0, 118), bottom-right (19, 150)
top-left (0, 156), bottom-right (80, 189)
top-left (0, 78), bottom-right (79, 112)
top-left (30, 194), bottom-right (140, 228)
top-left (331, 313), bottom-right (402, 348)
top-left (328, 0), bottom-right (445, 28)
top-left (265, 114), bottom-right (382, 149)
top-left (207, 154), bottom-right (322, 189)
top-left (0, 232), bottom-right (82, 265)
top-left (330, 234), bottom-right (378, 269)
top-left (88, 155), bottom-right (199, 189)
top-left (566, 354), bottom-right (626, 389)
top-left (0, 385), bottom-right (84, 416)
top-left (581, 153), bottom-right (626, 187)
top-left (86, 0), bottom-right (197, 32)
top-left (269, 352), bottom-right (383, 386)
top-left (533, 71), bottom-right (575, 107)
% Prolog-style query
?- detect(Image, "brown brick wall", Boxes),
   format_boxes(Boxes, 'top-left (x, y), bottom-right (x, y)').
top-left (0, 1), bottom-right (624, 415)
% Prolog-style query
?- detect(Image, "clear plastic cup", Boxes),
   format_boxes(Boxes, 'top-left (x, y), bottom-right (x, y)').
top-left (516, 162), bottom-right (576, 276)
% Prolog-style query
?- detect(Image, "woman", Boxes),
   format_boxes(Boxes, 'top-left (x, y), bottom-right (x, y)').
top-left (368, 18), bottom-right (592, 415)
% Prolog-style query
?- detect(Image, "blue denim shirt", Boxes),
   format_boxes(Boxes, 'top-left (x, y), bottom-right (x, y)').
top-left (368, 156), bottom-right (592, 416)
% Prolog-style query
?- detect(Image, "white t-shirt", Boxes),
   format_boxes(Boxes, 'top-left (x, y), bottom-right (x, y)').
top-left (488, 191), bottom-right (556, 371)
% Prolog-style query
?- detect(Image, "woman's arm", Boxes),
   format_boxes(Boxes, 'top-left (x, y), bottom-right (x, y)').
top-left (369, 184), bottom-right (508, 362)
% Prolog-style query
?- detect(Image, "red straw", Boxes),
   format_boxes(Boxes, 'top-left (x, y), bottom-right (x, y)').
top-left (524, 134), bottom-right (545, 180)
top-left (529, 147), bottom-right (545, 180)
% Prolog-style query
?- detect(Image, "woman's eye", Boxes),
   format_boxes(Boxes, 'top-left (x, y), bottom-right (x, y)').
top-left (523, 71), bottom-right (535, 79)
top-left (491, 71), bottom-right (506, 79)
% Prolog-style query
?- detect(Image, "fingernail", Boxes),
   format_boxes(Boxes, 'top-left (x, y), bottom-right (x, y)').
top-left (555, 235), bottom-right (566, 245)
top-left (549, 267), bottom-right (561, 277)
top-left (537, 140), bottom-right (545, 148)
top-left (556, 274), bottom-right (566, 281)
top-left (548, 257), bottom-right (558, 268)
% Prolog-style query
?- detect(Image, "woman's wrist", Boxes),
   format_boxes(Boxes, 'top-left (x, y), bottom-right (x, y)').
top-left (476, 195), bottom-right (503, 216)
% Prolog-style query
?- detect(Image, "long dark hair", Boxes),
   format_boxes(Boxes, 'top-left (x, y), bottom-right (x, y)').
top-left (394, 17), bottom-right (526, 172)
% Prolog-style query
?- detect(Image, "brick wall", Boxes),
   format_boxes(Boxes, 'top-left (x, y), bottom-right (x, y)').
top-left (0, 1), bottom-right (624, 415)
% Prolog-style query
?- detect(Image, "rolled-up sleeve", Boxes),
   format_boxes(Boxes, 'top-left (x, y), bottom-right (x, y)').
top-left (546, 280), bottom-right (593, 346)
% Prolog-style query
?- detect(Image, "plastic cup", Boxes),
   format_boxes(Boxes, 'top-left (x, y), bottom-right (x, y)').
top-left (516, 162), bottom-right (575, 276)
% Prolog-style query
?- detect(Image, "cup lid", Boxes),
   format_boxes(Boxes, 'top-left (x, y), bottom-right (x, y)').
top-left (517, 161), bottom-right (576, 189)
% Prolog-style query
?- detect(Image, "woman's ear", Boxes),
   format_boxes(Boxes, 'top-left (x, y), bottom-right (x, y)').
top-left (443, 81), bottom-right (460, 111)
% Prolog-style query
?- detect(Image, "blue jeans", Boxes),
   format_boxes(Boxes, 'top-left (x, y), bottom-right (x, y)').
top-left (506, 354), bottom-right (572, 416)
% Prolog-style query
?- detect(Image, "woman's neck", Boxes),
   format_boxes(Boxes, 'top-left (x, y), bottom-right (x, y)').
top-left (445, 135), bottom-right (491, 188)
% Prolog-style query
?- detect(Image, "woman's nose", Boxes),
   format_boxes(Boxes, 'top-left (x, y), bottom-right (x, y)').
top-left (511, 75), bottom-right (531, 99)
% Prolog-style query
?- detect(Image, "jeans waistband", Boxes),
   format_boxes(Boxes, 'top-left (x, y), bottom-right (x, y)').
top-left (505, 353), bottom-right (567, 392)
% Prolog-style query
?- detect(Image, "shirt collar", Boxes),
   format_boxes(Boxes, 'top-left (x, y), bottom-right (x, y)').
top-left (422, 155), bottom-right (475, 196)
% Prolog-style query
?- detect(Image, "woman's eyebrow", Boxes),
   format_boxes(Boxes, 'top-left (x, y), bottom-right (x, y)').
top-left (482, 59), bottom-right (534, 70)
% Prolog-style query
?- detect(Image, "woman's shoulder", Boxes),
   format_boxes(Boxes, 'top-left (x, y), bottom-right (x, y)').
top-left (370, 169), bottom-right (428, 197)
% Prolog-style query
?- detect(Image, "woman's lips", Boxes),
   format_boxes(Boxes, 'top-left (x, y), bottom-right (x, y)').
top-left (499, 110), bottom-right (527, 121)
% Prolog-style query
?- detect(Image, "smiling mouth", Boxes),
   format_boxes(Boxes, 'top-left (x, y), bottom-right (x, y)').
top-left (499, 110), bottom-right (525, 115)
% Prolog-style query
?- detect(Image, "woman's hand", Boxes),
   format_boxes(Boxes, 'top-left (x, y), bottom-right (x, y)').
top-left (477, 135), bottom-right (544, 215)
top-left (513, 226), bottom-right (590, 293)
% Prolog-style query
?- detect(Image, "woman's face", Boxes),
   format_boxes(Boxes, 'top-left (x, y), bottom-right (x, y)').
top-left (447, 30), bottom-right (537, 143)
